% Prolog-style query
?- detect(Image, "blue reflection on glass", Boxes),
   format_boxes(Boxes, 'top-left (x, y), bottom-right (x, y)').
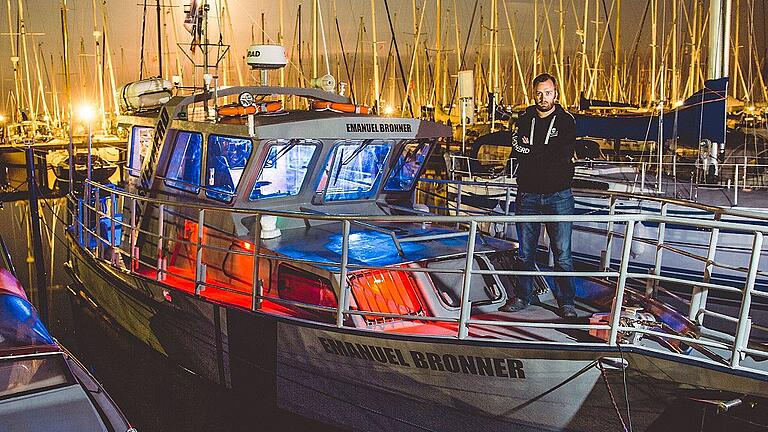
top-left (165, 131), bottom-right (202, 193)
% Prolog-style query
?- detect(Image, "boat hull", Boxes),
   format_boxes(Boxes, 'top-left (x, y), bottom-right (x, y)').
top-left (66, 237), bottom-right (768, 431)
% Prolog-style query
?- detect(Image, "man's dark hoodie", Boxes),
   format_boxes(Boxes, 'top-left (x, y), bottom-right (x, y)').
top-left (510, 104), bottom-right (576, 193)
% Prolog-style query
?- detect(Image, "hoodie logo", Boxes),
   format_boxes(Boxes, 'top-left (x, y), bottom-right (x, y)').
top-left (549, 127), bottom-right (558, 138)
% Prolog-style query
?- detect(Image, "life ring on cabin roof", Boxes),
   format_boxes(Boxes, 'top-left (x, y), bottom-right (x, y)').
top-left (217, 101), bottom-right (283, 117)
top-left (310, 100), bottom-right (371, 114)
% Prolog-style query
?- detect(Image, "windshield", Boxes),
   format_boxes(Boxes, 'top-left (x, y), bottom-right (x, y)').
top-left (384, 140), bottom-right (433, 191)
top-left (250, 139), bottom-right (319, 200)
top-left (322, 140), bottom-right (393, 202)
top-left (206, 135), bottom-right (254, 202)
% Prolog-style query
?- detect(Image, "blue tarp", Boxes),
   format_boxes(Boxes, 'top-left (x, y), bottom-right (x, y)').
top-left (0, 293), bottom-right (56, 354)
top-left (574, 78), bottom-right (728, 145)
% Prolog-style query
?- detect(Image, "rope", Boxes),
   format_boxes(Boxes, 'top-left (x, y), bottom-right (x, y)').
top-left (597, 359), bottom-right (630, 432)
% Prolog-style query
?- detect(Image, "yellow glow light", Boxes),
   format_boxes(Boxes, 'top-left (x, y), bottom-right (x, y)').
top-left (383, 105), bottom-right (394, 116)
top-left (673, 100), bottom-right (684, 108)
top-left (77, 104), bottom-right (96, 122)
top-left (0, 114), bottom-right (6, 123)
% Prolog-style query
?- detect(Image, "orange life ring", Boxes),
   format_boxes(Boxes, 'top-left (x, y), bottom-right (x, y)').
top-left (217, 101), bottom-right (283, 117)
top-left (311, 100), bottom-right (371, 114)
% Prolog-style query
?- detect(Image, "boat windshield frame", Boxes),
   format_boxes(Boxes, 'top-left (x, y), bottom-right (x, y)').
top-left (318, 138), bottom-right (395, 203)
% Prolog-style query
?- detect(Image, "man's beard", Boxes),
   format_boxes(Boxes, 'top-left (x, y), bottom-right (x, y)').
top-left (536, 102), bottom-right (552, 112)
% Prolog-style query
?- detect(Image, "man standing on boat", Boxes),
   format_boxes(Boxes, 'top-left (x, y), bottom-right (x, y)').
top-left (499, 73), bottom-right (577, 318)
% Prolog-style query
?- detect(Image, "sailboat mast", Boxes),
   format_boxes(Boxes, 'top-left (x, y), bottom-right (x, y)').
top-left (32, 42), bottom-right (51, 123)
top-left (487, 0), bottom-right (494, 126)
top-left (312, 0), bottom-right (318, 78)
top-left (6, 0), bottom-right (21, 120)
top-left (434, 0), bottom-right (441, 108)
top-left (650, 0), bottom-right (657, 104)
top-left (102, 0), bottom-right (119, 116)
top-left (611, 0), bottom-right (620, 101)
top-left (279, 0), bottom-right (285, 89)
top-left (558, 0), bottom-right (566, 104)
top-left (412, 0), bottom-right (422, 112)
top-left (732, 0), bottom-right (740, 98)
top-left (533, 0), bottom-right (538, 79)
top-left (156, 0), bottom-right (162, 76)
top-left (92, 0), bottom-right (106, 131)
top-left (671, 0), bottom-right (678, 103)
top-left (18, 0), bottom-right (36, 129)
top-left (579, 0), bottom-right (588, 100)
top-left (60, 0), bottom-right (74, 184)
top-left (370, 0), bottom-right (381, 111)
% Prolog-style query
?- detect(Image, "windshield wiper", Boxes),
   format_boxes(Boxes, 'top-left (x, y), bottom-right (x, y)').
top-left (267, 141), bottom-right (297, 166)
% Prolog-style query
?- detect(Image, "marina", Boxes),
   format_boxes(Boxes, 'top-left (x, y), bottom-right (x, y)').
top-left (0, 0), bottom-right (767, 431)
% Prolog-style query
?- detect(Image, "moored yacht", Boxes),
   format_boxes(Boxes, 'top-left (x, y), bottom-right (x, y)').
top-left (61, 48), bottom-right (768, 431)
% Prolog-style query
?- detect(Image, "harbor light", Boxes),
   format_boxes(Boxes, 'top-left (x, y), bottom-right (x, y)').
top-left (673, 100), bottom-right (684, 108)
top-left (383, 105), bottom-right (394, 116)
top-left (77, 104), bottom-right (96, 122)
top-left (0, 114), bottom-right (5, 123)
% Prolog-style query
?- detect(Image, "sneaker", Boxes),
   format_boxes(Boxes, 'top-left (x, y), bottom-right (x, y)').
top-left (498, 299), bottom-right (529, 313)
top-left (560, 304), bottom-right (578, 318)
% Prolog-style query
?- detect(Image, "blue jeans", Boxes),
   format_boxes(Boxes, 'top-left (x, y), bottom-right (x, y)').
top-left (513, 189), bottom-right (576, 306)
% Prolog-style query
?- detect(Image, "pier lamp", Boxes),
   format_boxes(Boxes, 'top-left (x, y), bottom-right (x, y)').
top-left (383, 105), bottom-right (395, 116)
top-left (78, 104), bottom-right (97, 183)
top-left (0, 114), bottom-right (5, 123)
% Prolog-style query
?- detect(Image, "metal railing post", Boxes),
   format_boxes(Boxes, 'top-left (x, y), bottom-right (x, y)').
top-left (458, 221), bottom-right (478, 339)
top-left (156, 204), bottom-right (165, 281)
top-left (689, 217), bottom-right (721, 324)
top-left (645, 202), bottom-right (668, 296)
top-left (130, 198), bottom-right (138, 270)
top-left (734, 164), bottom-right (739, 206)
top-left (109, 191), bottom-right (116, 249)
top-left (194, 209), bottom-right (206, 295)
top-left (93, 186), bottom-right (100, 255)
top-left (731, 232), bottom-right (763, 367)
top-left (502, 185), bottom-right (512, 236)
top-left (608, 220), bottom-right (636, 346)
top-left (640, 162), bottom-right (646, 190)
top-left (456, 182), bottom-right (463, 217)
top-left (335, 220), bottom-right (351, 327)
top-left (78, 197), bottom-right (84, 246)
top-left (601, 195), bottom-right (618, 271)
top-left (251, 214), bottom-right (263, 311)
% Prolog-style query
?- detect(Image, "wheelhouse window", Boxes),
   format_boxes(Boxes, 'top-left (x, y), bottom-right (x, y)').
top-left (384, 140), bottom-right (433, 191)
top-left (128, 126), bottom-right (154, 177)
top-left (164, 131), bottom-right (202, 193)
top-left (206, 135), bottom-right (254, 202)
top-left (250, 139), bottom-right (319, 200)
top-left (322, 140), bottom-right (393, 202)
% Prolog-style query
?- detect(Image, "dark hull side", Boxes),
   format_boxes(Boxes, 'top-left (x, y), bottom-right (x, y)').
top-left (66, 239), bottom-right (767, 432)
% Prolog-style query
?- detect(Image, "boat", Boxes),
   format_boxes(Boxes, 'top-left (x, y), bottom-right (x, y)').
top-left (0, 267), bottom-right (133, 431)
top-left (57, 43), bottom-right (768, 431)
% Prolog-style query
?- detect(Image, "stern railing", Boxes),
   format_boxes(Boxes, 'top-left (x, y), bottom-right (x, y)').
top-left (72, 180), bottom-right (768, 375)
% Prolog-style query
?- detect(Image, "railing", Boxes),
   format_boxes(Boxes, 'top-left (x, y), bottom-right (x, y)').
top-left (449, 153), bottom-right (768, 206)
top-left (73, 180), bottom-right (768, 375)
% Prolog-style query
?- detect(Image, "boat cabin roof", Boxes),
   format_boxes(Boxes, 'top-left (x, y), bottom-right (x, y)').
top-left (123, 86), bottom-right (451, 214)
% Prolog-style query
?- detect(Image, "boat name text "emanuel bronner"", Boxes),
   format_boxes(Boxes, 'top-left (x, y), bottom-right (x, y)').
top-left (317, 337), bottom-right (525, 378)
top-left (345, 123), bottom-right (413, 133)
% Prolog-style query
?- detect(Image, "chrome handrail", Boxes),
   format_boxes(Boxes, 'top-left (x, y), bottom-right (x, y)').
top-left (73, 180), bottom-right (768, 373)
